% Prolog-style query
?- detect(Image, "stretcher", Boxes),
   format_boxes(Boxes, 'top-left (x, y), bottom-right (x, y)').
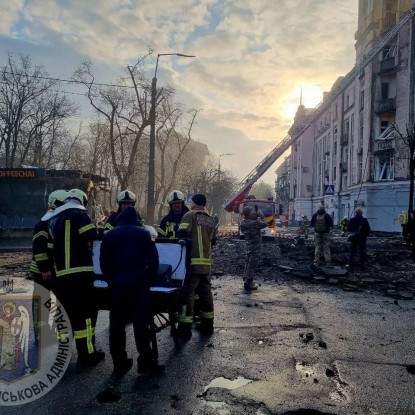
top-left (92, 238), bottom-right (187, 358)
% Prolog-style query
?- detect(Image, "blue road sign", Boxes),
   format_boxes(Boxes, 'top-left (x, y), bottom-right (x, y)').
top-left (324, 184), bottom-right (335, 195)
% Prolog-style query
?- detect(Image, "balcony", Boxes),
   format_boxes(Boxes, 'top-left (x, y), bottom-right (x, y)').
top-left (380, 12), bottom-right (397, 34)
top-left (379, 57), bottom-right (397, 74)
top-left (373, 138), bottom-right (396, 153)
top-left (375, 97), bottom-right (396, 114)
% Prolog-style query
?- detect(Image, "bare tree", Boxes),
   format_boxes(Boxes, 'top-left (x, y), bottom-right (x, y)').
top-left (73, 53), bottom-right (169, 191)
top-left (392, 122), bottom-right (415, 213)
top-left (155, 108), bottom-right (198, 221)
top-left (180, 156), bottom-right (238, 216)
top-left (0, 53), bottom-right (75, 167)
top-left (251, 180), bottom-right (275, 200)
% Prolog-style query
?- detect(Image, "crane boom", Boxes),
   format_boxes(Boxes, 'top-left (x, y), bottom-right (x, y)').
top-left (222, 7), bottom-right (415, 213)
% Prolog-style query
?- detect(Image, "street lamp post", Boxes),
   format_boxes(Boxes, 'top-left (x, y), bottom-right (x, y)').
top-left (146, 53), bottom-right (195, 225)
top-left (218, 153), bottom-right (235, 180)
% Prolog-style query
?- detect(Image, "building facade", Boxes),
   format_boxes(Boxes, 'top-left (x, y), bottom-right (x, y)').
top-left (286, 1), bottom-right (415, 231)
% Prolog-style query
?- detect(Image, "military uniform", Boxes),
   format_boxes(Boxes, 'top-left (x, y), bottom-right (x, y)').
top-left (301, 216), bottom-right (309, 238)
top-left (240, 218), bottom-right (267, 289)
top-left (340, 217), bottom-right (349, 236)
top-left (310, 208), bottom-right (333, 267)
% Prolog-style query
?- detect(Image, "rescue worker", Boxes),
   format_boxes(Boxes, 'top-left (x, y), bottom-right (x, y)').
top-left (340, 216), bottom-right (349, 237)
top-left (48, 188), bottom-right (105, 367)
top-left (177, 193), bottom-right (216, 339)
top-left (105, 190), bottom-right (142, 230)
top-left (31, 189), bottom-right (68, 288)
top-left (240, 206), bottom-right (268, 291)
top-left (156, 190), bottom-right (189, 238)
top-left (347, 208), bottom-right (371, 270)
top-left (310, 205), bottom-right (333, 267)
top-left (31, 189), bottom-right (68, 340)
top-left (100, 206), bottom-right (164, 375)
top-left (301, 215), bottom-right (309, 239)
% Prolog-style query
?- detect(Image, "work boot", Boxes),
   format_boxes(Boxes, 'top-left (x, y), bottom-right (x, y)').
top-left (195, 319), bottom-right (214, 335)
top-left (78, 350), bottom-right (105, 368)
top-left (137, 356), bottom-right (165, 375)
top-left (113, 357), bottom-right (133, 375)
top-left (244, 281), bottom-right (258, 291)
top-left (177, 323), bottom-right (192, 341)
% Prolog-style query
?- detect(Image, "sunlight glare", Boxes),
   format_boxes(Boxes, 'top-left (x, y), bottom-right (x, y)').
top-left (283, 85), bottom-right (324, 121)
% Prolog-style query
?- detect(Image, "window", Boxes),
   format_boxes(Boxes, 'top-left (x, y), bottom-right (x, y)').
top-left (381, 83), bottom-right (389, 100)
top-left (375, 153), bottom-right (394, 181)
top-left (344, 119), bottom-right (350, 138)
top-left (358, 155), bottom-right (363, 183)
top-left (345, 94), bottom-right (349, 108)
top-left (359, 113), bottom-right (364, 147)
top-left (380, 120), bottom-right (389, 134)
top-left (350, 114), bottom-right (354, 140)
top-left (360, 90), bottom-right (364, 110)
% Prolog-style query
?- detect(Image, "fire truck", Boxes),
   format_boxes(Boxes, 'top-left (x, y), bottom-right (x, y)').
top-left (233, 196), bottom-right (278, 238)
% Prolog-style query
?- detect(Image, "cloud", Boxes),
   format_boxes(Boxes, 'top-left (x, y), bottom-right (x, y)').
top-left (0, 1), bottom-right (24, 34)
top-left (0, 0), bottom-right (358, 185)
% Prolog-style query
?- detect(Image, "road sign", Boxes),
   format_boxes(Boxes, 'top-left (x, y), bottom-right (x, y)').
top-left (324, 184), bottom-right (335, 195)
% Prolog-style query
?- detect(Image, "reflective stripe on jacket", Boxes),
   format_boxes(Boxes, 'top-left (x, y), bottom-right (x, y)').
top-left (178, 208), bottom-right (216, 274)
top-left (31, 220), bottom-right (53, 275)
top-left (48, 208), bottom-right (97, 277)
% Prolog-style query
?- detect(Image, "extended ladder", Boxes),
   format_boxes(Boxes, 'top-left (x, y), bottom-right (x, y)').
top-left (222, 7), bottom-right (415, 212)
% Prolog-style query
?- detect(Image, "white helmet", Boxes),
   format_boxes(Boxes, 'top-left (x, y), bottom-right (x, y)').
top-left (167, 190), bottom-right (185, 204)
top-left (117, 190), bottom-right (136, 205)
top-left (67, 189), bottom-right (88, 207)
top-left (48, 190), bottom-right (68, 209)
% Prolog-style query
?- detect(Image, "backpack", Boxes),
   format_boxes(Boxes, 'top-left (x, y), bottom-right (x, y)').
top-left (314, 214), bottom-right (327, 233)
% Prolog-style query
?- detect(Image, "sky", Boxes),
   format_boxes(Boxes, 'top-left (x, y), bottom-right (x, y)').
top-left (0, 0), bottom-right (358, 187)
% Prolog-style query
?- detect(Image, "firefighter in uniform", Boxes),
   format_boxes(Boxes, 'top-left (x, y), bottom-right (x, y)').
top-left (156, 190), bottom-right (189, 238)
top-left (31, 189), bottom-right (68, 340)
top-left (48, 188), bottom-right (105, 367)
top-left (105, 190), bottom-right (142, 230)
top-left (31, 189), bottom-right (68, 287)
top-left (100, 206), bottom-right (164, 375)
top-left (240, 206), bottom-right (268, 290)
top-left (177, 194), bottom-right (216, 339)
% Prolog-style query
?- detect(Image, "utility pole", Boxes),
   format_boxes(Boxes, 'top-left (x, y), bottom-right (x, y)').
top-left (146, 53), bottom-right (195, 225)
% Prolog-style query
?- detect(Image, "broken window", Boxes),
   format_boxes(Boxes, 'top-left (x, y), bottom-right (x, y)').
top-left (375, 152), bottom-right (394, 181)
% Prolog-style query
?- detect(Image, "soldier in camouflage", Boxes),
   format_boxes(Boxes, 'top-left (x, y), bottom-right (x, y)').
top-left (240, 206), bottom-right (268, 291)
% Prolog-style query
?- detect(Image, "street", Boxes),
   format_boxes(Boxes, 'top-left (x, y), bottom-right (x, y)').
top-left (1, 253), bottom-right (415, 415)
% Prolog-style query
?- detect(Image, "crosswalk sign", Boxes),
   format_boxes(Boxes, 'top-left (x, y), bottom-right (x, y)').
top-left (324, 184), bottom-right (335, 195)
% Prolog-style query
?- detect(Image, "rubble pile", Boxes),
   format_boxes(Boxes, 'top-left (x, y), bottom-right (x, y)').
top-left (1, 233), bottom-right (414, 300)
top-left (212, 233), bottom-right (415, 300)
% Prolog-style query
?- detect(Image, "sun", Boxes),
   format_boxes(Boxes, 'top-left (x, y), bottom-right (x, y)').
top-left (282, 85), bottom-right (324, 121)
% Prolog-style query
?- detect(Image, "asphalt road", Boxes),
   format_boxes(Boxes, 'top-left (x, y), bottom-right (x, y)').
top-left (2, 272), bottom-right (415, 415)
